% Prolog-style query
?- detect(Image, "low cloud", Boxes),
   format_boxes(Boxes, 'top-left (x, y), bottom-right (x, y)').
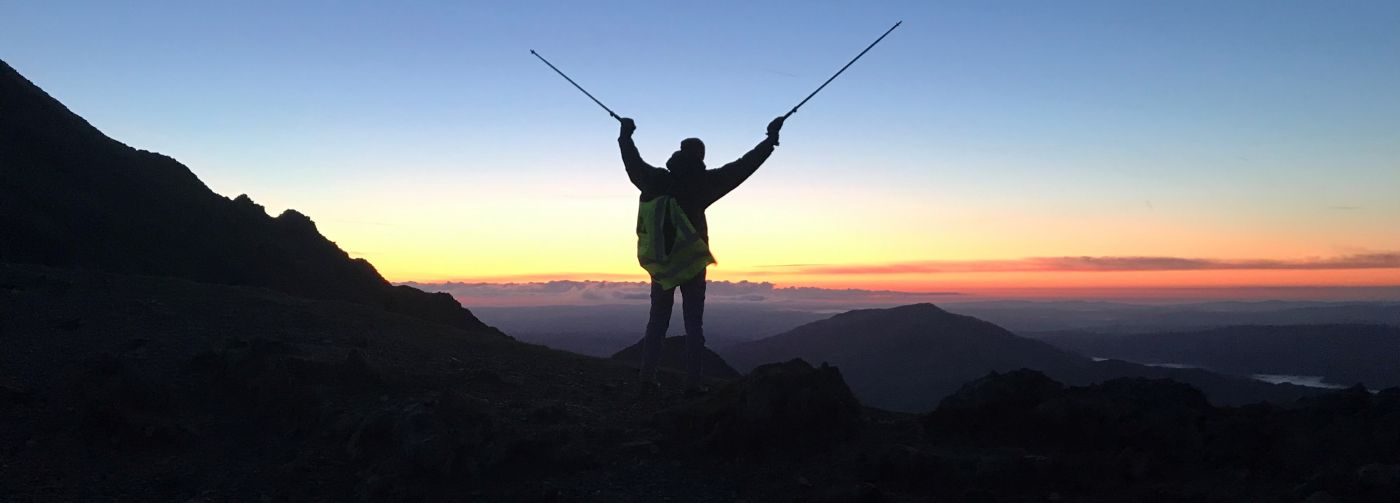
top-left (401, 253), bottom-right (1400, 307)
top-left (751, 253), bottom-right (1400, 275)
top-left (401, 280), bottom-right (960, 307)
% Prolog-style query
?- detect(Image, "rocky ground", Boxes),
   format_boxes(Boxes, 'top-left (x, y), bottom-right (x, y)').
top-left (3, 262), bottom-right (1399, 502)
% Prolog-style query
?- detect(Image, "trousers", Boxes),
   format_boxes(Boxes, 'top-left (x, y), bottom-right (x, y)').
top-left (641, 268), bottom-right (706, 384)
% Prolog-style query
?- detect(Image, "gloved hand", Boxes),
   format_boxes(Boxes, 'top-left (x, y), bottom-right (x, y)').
top-left (619, 117), bottom-right (636, 138)
top-left (767, 116), bottom-right (785, 145)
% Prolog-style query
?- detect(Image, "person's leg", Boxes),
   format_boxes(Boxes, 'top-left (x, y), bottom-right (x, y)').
top-left (641, 280), bottom-right (675, 380)
top-left (679, 269), bottom-right (707, 387)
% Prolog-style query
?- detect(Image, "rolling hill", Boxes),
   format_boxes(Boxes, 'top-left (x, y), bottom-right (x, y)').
top-left (723, 303), bottom-right (1318, 411)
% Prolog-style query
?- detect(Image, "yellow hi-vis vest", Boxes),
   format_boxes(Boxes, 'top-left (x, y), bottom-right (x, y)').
top-left (637, 196), bottom-right (715, 289)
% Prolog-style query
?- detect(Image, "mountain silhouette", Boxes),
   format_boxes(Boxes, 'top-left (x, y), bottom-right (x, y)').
top-left (724, 304), bottom-right (1086, 411)
top-left (723, 303), bottom-right (1317, 411)
top-left (0, 59), bottom-right (495, 333)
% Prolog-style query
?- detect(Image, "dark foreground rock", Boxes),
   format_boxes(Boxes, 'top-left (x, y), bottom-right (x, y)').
top-left (9, 264), bottom-right (1400, 501)
top-left (929, 369), bottom-right (1214, 453)
top-left (918, 369), bottom-right (1400, 501)
top-left (0, 263), bottom-right (755, 502)
top-left (663, 359), bottom-right (861, 456)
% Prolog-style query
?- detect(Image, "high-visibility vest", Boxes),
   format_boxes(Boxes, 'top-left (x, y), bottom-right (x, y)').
top-left (637, 196), bottom-right (715, 289)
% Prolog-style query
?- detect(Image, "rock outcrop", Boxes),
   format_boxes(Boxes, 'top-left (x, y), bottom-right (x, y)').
top-left (921, 370), bottom-right (1400, 500)
top-left (664, 359), bottom-right (861, 456)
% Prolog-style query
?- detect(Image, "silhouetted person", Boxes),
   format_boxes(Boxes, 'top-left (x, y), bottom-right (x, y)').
top-left (619, 115), bottom-right (784, 389)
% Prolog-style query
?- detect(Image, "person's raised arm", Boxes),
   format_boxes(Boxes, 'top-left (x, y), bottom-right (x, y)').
top-left (618, 117), bottom-right (663, 191)
top-left (706, 116), bottom-right (785, 201)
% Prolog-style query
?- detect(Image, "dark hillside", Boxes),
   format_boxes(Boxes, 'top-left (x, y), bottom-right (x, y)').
top-left (0, 59), bottom-right (493, 333)
top-left (6, 263), bottom-right (1398, 502)
top-left (0, 263), bottom-right (732, 501)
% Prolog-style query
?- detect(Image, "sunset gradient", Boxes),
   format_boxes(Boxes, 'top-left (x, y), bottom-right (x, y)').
top-left (4, 1), bottom-right (1397, 301)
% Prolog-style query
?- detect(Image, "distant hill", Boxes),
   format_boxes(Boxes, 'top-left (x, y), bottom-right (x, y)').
top-left (1038, 324), bottom-right (1400, 388)
top-left (723, 304), bottom-right (1085, 411)
top-left (0, 59), bottom-right (496, 333)
top-left (722, 303), bottom-right (1317, 411)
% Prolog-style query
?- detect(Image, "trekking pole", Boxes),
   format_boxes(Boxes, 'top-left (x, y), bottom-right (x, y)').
top-left (783, 21), bottom-right (902, 119)
top-left (530, 49), bottom-right (622, 122)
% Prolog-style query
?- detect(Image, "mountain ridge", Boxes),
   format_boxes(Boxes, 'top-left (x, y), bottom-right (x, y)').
top-left (0, 58), bottom-right (497, 334)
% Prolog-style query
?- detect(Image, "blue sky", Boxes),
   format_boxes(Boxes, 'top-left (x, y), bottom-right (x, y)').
top-left (3, 1), bottom-right (1398, 294)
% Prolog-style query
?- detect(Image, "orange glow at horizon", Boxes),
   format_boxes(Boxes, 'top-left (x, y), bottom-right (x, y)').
top-left (711, 268), bottom-right (1400, 292)
top-left (296, 162), bottom-right (1400, 302)
top-left (386, 264), bottom-right (1400, 300)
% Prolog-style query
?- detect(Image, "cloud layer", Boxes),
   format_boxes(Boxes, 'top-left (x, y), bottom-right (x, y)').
top-left (400, 280), bottom-right (961, 307)
top-left (751, 253), bottom-right (1400, 275)
top-left (403, 253), bottom-right (1400, 307)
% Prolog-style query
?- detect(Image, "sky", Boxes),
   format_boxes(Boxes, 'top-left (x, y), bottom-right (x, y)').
top-left (4, 1), bottom-right (1399, 301)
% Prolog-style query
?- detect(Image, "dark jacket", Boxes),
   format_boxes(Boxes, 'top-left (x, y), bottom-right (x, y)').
top-left (619, 135), bottom-right (776, 243)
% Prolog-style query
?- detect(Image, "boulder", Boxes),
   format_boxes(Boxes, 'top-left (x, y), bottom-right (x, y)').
top-left (345, 390), bottom-right (496, 481)
top-left (925, 371), bottom-right (1213, 456)
top-left (61, 354), bottom-right (188, 447)
top-left (923, 369), bottom-right (1064, 444)
top-left (664, 358), bottom-right (861, 456)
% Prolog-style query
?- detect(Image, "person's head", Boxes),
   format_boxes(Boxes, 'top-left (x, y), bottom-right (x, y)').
top-left (666, 137), bottom-right (706, 176)
top-left (679, 137), bottom-right (705, 161)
